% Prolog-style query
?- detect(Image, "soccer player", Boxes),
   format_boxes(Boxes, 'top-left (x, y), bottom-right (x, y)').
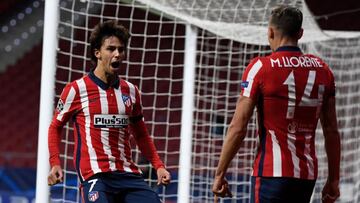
top-left (47, 20), bottom-right (171, 203)
top-left (212, 5), bottom-right (340, 203)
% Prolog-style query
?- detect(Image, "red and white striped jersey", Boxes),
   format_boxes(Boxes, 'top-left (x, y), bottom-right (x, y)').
top-left (48, 71), bottom-right (164, 182)
top-left (241, 46), bottom-right (336, 180)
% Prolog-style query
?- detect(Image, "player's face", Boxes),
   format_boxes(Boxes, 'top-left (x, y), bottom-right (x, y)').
top-left (95, 36), bottom-right (126, 76)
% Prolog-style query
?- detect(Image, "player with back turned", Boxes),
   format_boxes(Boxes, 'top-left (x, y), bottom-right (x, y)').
top-left (47, 20), bottom-right (171, 203)
top-left (212, 5), bottom-right (340, 203)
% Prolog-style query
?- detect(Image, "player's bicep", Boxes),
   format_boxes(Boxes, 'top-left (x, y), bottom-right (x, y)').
top-left (230, 96), bottom-right (256, 129)
top-left (54, 84), bottom-right (78, 124)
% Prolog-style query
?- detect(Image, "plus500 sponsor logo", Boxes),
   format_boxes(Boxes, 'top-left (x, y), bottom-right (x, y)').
top-left (94, 114), bottom-right (129, 128)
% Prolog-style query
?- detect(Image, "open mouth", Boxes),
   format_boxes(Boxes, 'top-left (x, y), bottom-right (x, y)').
top-left (111, 61), bottom-right (120, 69)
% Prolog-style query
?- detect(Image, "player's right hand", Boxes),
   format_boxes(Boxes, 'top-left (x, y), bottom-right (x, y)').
top-left (212, 176), bottom-right (232, 203)
top-left (48, 165), bottom-right (64, 186)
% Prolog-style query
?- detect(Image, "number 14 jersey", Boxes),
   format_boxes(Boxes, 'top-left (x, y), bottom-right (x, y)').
top-left (241, 46), bottom-right (336, 180)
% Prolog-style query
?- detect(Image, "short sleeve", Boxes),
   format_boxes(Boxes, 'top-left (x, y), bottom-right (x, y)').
top-left (240, 58), bottom-right (264, 99)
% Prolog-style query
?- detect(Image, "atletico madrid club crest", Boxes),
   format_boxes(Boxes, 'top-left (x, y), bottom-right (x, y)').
top-left (122, 95), bottom-right (132, 108)
top-left (88, 191), bottom-right (99, 202)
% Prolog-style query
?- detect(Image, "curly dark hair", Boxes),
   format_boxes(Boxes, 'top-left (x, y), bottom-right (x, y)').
top-left (89, 20), bottom-right (130, 63)
top-left (270, 5), bottom-right (303, 38)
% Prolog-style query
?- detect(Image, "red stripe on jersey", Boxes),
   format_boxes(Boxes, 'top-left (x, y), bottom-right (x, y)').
top-left (310, 136), bottom-right (318, 178)
top-left (255, 177), bottom-right (261, 203)
top-left (263, 134), bottom-right (273, 177)
top-left (282, 136), bottom-right (295, 177)
top-left (296, 136), bottom-right (308, 179)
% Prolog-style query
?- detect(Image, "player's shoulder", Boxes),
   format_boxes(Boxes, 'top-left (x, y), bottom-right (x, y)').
top-left (119, 78), bottom-right (140, 92)
top-left (245, 56), bottom-right (267, 70)
top-left (63, 74), bottom-right (89, 90)
top-left (248, 56), bottom-right (266, 65)
top-left (120, 78), bottom-right (134, 87)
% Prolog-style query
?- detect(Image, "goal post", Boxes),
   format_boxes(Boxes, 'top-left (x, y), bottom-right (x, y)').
top-left (35, 0), bottom-right (59, 202)
top-left (178, 24), bottom-right (197, 203)
top-left (36, 0), bottom-right (360, 202)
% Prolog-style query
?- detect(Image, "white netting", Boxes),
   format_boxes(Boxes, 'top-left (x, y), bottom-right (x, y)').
top-left (48, 0), bottom-right (360, 202)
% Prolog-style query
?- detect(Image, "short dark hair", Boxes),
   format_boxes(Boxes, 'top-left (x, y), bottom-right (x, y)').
top-left (89, 20), bottom-right (130, 63)
top-left (269, 5), bottom-right (303, 38)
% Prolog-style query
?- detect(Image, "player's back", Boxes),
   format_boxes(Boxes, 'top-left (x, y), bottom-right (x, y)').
top-left (242, 46), bottom-right (335, 179)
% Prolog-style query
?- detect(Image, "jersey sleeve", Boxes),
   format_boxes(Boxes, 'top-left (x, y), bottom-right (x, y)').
top-left (48, 83), bottom-right (79, 167)
top-left (240, 57), bottom-right (265, 99)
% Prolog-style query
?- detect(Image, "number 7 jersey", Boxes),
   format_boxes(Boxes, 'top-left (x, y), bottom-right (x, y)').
top-left (241, 46), bottom-right (336, 180)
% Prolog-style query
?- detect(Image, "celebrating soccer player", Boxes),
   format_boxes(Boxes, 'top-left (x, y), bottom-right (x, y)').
top-left (212, 5), bottom-right (340, 203)
top-left (47, 20), bottom-right (170, 203)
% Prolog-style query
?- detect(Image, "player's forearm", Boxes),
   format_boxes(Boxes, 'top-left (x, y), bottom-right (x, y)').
top-left (132, 120), bottom-right (165, 169)
top-left (215, 124), bottom-right (246, 178)
top-left (48, 122), bottom-right (63, 167)
top-left (324, 130), bottom-right (340, 182)
top-left (321, 97), bottom-right (341, 182)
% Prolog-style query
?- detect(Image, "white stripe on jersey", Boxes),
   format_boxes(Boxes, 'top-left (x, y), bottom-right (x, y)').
top-left (114, 88), bottom-right (132, 173)
top-left (125, 81), bottom-right (136, 104)
top-left (269, 130), bottom-right (282, 176)
top-left (76, 79), bottom-right (101, 177)
top-left (304, 135), bottom-right (314, 179)
top-left (243, 59), bottom-right (263, 97)
top-left (57, 86), bottom-right (76, 121)
top-left (287, 133), bottom-right (300, 178)
top-left (299, 71), bottom-right (318, 107)
top-left (98, 87), bottom-right (117, 171)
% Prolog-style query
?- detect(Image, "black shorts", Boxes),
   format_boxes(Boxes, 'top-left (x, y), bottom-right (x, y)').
top-left (80, 172), bottom-right (161, 203)
top-left (250, 176), bottom-right (316, 203)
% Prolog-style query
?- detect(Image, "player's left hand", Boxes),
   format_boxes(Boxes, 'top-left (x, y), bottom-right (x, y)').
top-left (212, 176), bottom-right (232, 203)
top-left (157, 167), bottom-right (171, 186)
top-left (322, 179), bottom-right (340, 203)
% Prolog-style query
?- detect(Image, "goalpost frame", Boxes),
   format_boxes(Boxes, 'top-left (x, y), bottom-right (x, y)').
top-left (35, 0), bottom-right (59, 202)
top-left (177, 24), bottom-right (197, 203)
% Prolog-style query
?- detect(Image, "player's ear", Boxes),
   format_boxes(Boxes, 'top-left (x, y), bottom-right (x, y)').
top-left (268, 26), bottom-right (275, 40)
top-left (297, 28), bottom-right (303, 40)
top-left (94, 49), bottom-right (101, 60)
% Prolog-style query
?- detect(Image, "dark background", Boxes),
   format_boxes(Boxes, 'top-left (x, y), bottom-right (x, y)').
top-left (306, 0), bottom-right (360, 30)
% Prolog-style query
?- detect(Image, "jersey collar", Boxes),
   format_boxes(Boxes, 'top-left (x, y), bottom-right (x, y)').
top-left (89, 70), bottom-right (120, 90)
top-left (275, 46), bottom-right (302, 52)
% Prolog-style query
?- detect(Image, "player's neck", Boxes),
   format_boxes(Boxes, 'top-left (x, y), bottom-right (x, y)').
top-left (93, 66), bottom-right (118, 85)
top-left (274, 38), bottom-right (298, 51)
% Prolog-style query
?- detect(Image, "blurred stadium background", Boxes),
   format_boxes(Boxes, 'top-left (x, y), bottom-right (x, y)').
top-left (0, 0), bottom-right (359, 203)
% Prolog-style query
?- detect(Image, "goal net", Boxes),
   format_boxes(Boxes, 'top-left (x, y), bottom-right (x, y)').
top-left (45, 0), bottom-right (360, 202)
